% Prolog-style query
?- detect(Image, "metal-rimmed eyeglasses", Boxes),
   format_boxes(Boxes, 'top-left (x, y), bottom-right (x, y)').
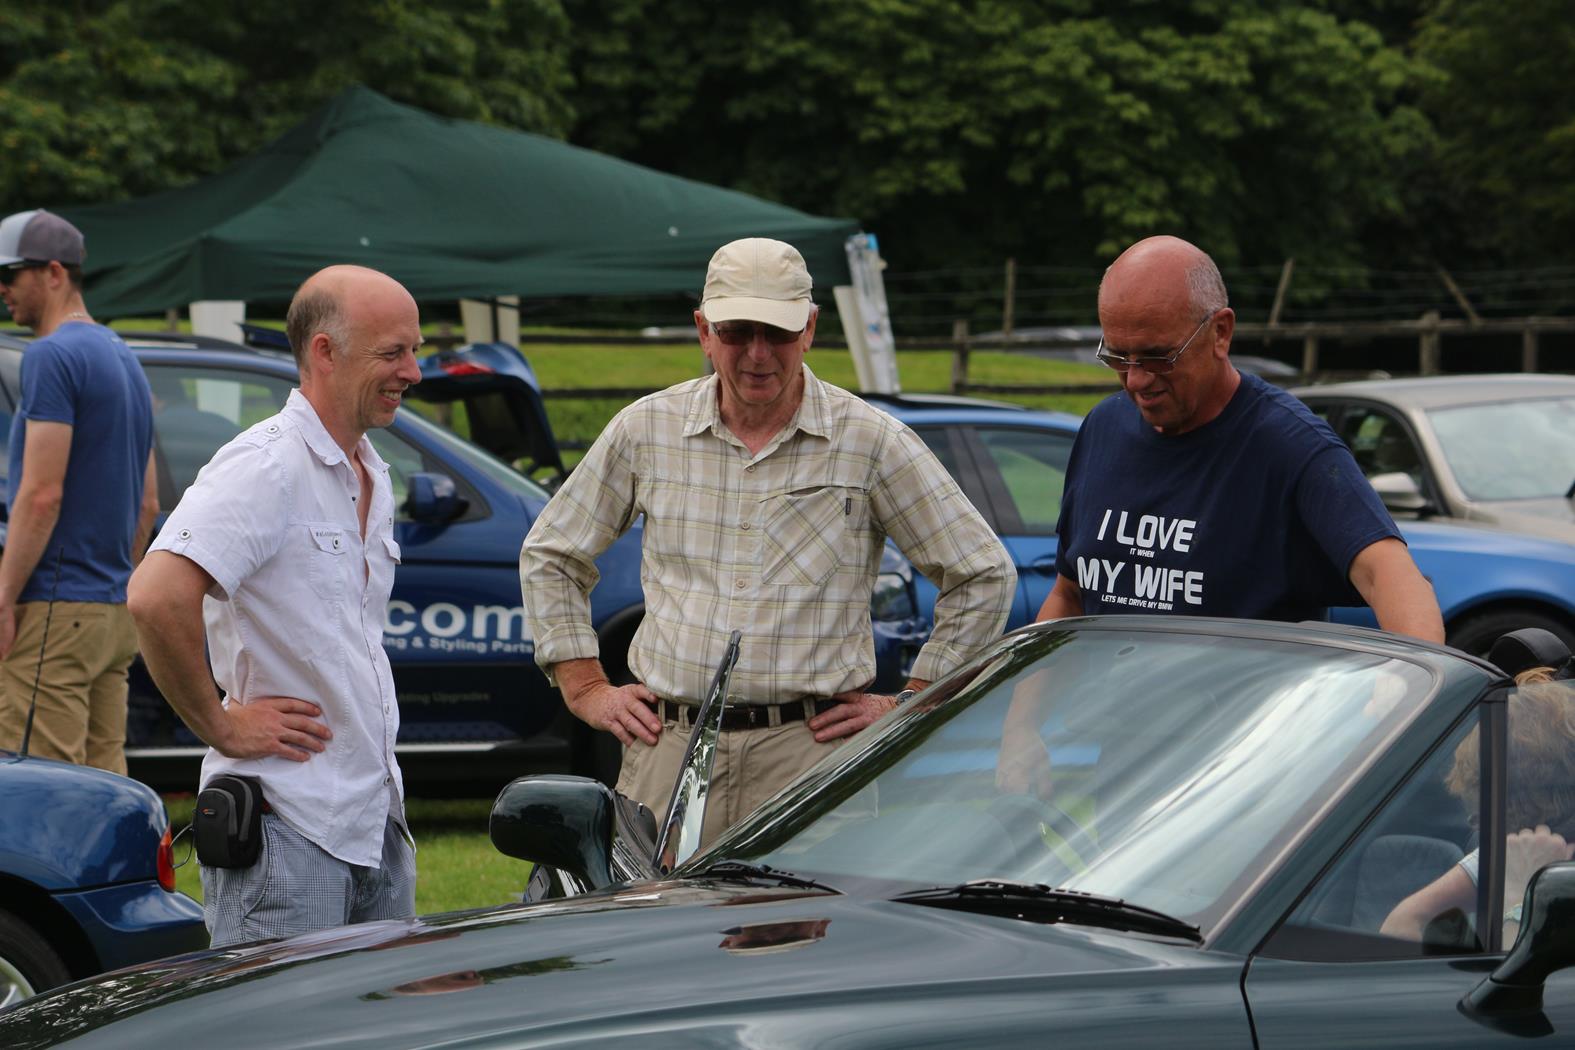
top-left (1095, 311), bottom-right (1218, 374)
top-left (708, 320), bottom-right (805, 346)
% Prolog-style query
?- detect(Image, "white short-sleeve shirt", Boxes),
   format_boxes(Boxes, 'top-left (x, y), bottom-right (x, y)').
top-left (153, 389), bottom-right (405, 867)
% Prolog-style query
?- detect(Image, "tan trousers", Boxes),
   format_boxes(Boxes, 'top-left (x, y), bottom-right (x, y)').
top-left (617, 709), bottom-right (842, 847)
top-left (0, 601), bottom-right (139, 774)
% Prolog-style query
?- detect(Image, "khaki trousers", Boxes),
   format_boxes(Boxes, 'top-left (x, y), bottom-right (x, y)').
top-left (0, 601), bottom-right (139, 774)
top-left (617, 709), bottom-right (842, 847)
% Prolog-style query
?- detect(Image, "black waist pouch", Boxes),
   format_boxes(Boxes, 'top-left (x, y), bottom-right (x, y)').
top-left (194, 775), bottom-right (267, 868)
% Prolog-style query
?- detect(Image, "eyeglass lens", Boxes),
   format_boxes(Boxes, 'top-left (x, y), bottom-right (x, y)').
top-left (712, 322), bottom-right (803, 346)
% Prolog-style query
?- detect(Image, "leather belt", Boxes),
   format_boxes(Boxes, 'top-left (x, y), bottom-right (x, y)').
top-left (657, 697), bottom-right (841, 731)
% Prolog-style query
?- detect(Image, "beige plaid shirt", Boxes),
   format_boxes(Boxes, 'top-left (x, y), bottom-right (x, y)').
top-left (520, 366), bottom-right (1014, 704)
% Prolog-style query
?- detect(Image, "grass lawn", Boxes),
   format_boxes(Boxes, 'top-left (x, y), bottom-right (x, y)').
top-left (510, 342), bottom-right (1113, 469)
top-left (97, 317), bottom-right (1113, 466)
top-left (164, 795), bottom-right (531, 916)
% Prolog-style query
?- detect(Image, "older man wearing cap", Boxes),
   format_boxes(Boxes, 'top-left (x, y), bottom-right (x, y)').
top-left (521, 237), bottom-right (1014, 843)
top-left (0, 210), bottom-right (157, 773)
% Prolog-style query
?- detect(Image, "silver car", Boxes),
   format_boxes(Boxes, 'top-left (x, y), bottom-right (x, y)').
top-left (1292, 374), bottom-right (1575, 543)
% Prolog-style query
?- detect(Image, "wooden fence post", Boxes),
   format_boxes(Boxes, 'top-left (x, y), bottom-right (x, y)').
top-left (1001, 258), bottom-right (1016, 338)
top-left (1301, 334), bottom-right (1319, 376)
top-left (1522, 328), bottom-right (1540, 372)
top-left (1268, 258), bottom-right (1295, 330)
top-left (951, 319), bottom-right (971, 393)
top-left (1419, 310), bottom-right (1442, 375)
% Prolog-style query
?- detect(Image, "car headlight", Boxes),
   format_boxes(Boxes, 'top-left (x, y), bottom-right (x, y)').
top-left (871, 570), bottom-right (917, 621)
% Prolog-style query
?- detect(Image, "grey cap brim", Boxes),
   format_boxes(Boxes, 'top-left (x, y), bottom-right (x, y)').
top-left (701, 297), bottom-right (813, 330)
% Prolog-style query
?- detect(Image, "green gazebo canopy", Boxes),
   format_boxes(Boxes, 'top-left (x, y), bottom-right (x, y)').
top-left (58, 86), bottom-right (859, 317)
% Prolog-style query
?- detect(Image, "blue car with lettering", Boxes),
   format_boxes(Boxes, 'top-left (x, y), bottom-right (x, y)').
top-left (0, 333), bottom-right (924, 791)
top-left (868, 395), bottom-right (1575, 654)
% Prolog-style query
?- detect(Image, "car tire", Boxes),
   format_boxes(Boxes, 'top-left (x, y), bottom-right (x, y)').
top-left (0, 908), bottom-right (72, 1008)
top-left (1446, 608), bottom-right (1575, 661)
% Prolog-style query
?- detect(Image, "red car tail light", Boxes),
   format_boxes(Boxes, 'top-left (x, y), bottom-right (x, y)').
top-left (438, 359), bottom-right (494, 376)
top-left (157, 825), bottom-right (177, 892)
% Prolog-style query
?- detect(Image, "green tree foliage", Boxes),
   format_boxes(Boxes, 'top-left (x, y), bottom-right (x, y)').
top-left (565, 0), bottom-right (1435, 277)
top-left (0, 0), bottom-right (574, 211)
top-left (1415, 0), bottom-right (1575, 267)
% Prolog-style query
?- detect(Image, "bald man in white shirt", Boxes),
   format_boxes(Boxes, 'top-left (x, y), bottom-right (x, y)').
top-left (128, 265), bottom-right (424, 947)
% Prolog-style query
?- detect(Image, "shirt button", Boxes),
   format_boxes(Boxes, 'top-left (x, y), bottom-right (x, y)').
top-left (736, 579), bottom-right (746, 589)
top-left (745, 465), bottom-right (755, 473)
top-left (266, 424), bottom-right (279, 433)
top-left (178, 528), bottom-right (191, 539)
top-left (740, 522), bottom-right (751, 531)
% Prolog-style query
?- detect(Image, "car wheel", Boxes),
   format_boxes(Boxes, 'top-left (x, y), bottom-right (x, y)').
top-left (0, 909), bottom-right (72, 1008)
top-left (1446, 608), bottom-right (1575, 660)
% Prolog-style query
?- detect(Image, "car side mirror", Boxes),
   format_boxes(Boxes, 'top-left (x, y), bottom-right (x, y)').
top-left (1369, 472), bottom-right (1430, 515)
top-left (490, 774), bottom-right (617, 891)
top-left (1460, 861), bottom-right (1575, 1035)
top-left (405, 471), bottom-right (468, 523)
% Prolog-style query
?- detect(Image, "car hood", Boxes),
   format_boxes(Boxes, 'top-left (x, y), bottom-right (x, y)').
top-left (0, 881), bottom-right (1234, 1049)
top-left (1400, 516), bottom-right (1575, 559)
top-left (1470, 499), bottom-right (1575, 543)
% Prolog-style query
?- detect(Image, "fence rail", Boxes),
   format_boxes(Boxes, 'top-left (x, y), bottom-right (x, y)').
top-left (424, 313), bottom-right (1574, 410)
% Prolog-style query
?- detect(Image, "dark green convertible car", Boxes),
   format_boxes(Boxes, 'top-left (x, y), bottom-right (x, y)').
top-left (5, 616), bottom-right (1575, 1048)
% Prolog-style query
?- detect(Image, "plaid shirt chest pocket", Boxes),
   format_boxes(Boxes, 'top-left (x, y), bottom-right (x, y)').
top-left (760, 485), bottom-right (870, 587)
top-left (304, 524), bottom-right (354, 601)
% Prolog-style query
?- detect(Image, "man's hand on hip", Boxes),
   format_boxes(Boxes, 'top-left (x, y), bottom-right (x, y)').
top-left (217, 697), bottom-right (332, 761)
top-left (571, 681), bottom-right (662, 747)
top-left (808, 691), bottom-right (898, 743)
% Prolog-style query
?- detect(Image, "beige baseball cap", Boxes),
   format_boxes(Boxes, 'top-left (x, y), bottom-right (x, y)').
top-left (700, 238), bottom-right (814, 330)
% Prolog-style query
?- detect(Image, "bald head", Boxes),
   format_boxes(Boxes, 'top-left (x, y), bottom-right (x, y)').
top-left (286, 265), bottom-right (417, 373)
top-left (1099, 236), bottom-right (1228, 324)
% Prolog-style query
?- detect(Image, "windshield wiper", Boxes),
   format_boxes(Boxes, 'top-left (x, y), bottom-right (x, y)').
top-left (892, 879), bottom-right (1201, 942)
top-left (687, 859), bottom-right (839, 893)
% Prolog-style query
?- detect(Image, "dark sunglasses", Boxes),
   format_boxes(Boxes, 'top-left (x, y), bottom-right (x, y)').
top-left (0, 260), bottom-right (47, 283)
top-left (709, 320), bottom-right (804, 346)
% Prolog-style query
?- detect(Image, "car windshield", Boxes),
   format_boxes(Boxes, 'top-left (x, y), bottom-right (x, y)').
top-left (700, 624), bottom-right (1436, 933)
top-left (1427, 396), bottom-right (1575, 501)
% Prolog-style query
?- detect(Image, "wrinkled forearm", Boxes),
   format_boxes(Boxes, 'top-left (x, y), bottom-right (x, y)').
top-left (911, 541), bottom-right (1016, 682)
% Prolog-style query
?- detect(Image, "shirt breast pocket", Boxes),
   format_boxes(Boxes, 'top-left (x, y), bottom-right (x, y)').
top-left (760, 486), bottom-right (855, 587)
top-left (306, 525), bottom-right (352, 601)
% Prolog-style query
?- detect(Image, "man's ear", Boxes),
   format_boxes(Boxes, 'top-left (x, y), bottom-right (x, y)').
top-left (1211, 307), bottom-right (1235, 359)
top-left (307, 331), bottom-right (337, 374)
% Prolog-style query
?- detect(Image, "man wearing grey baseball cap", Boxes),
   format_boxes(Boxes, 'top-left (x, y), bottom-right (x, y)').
top-left (522, 237), bottom-right (1014, 844)
top-left (0, 209), bottom-right (157, 774)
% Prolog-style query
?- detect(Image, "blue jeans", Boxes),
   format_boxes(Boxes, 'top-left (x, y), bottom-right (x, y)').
top-left (200, 813), bottom-right (415, 948)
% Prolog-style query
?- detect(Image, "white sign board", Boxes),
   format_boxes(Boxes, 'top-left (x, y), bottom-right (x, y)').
top-left (838, 233), bottom-right (900, 394)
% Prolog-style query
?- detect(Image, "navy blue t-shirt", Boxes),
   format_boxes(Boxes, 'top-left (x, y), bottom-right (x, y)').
top-left (8, 322), bottom-right (155, 603)
top-left (1054, 372), bottom-right (1400, 623)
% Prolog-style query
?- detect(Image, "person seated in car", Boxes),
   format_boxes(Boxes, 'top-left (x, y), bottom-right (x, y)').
top-left (1380, 666), bottom-right (1575, 942)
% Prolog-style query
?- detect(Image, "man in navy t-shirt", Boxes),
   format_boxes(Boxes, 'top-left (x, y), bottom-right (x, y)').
top-left (1037, 235), bottom-right (1443, 639)
top-left (997, 236), bottom-right (1444, 796)
top-left (0, 210), bottom-right (156, 774)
